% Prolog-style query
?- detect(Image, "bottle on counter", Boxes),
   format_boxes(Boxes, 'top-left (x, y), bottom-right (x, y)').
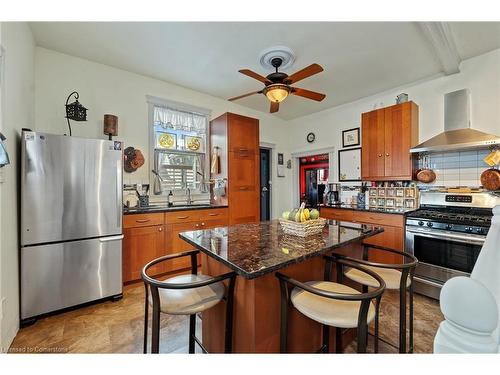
top-left (167, 190), bottom-right (174, 207)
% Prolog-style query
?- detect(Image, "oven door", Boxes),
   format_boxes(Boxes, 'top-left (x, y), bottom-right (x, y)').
top-left (405, 227), bottom-right (485, 284)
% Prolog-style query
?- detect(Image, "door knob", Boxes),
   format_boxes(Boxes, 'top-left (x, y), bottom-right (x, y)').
top-left (262, 187), bottom-right (268, 192)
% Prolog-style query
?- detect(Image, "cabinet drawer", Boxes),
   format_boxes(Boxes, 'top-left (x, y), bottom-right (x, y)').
top-left (362, 225), bottom-right (404, 250)
top-left (123, 213), bottom-right (164, 228)
top-left (350, 211), bottom-right (404, 227)
top-left (320, 208), bottom-right (353, 222)
top-left (197, 208), bottom-right (228, 222)
top-left (164, 210), bottom-right (200, 224)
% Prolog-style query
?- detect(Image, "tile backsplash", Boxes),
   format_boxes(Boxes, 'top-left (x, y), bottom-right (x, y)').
top-left (417, 149), bottom-right (492, 187)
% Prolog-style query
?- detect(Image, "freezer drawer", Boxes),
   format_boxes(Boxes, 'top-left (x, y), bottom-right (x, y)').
top-left (21, 236), bottom-right (123, 320)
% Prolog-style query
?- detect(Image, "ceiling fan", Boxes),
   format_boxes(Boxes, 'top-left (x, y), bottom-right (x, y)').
top-left (228, 57), bottom-right (326, 113)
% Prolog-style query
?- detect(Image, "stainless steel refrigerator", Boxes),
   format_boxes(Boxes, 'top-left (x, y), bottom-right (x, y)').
top-left (20, 131), bottom-right (123, 324)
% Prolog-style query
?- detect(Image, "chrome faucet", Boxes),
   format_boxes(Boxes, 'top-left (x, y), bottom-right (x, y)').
top-left (186, 188), bottom-right (193, 205)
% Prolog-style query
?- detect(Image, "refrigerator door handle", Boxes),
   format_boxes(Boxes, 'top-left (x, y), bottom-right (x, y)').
top-left (99, 235), bottom-right (124, 243)
top-left (116, 159), bottom-right (122, 228)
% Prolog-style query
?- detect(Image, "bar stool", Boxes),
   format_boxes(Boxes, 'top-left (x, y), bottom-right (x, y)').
top-left (141, 249), bottom-right (237, 354)
top-left (340, 244), bottom-right (418, 353)
top-left (276, 256), bottom-right (386, 353)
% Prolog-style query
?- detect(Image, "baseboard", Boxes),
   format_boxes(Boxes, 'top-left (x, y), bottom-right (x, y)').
top-left (1, 322), bottom-right (19, 353)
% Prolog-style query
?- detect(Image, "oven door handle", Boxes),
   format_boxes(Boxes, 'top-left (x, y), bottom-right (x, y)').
top-left (406, 228), bottom-right (486, 245)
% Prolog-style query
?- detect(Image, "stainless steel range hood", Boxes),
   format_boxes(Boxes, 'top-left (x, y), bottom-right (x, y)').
top-left (410, 89), bottom-right (500, 153)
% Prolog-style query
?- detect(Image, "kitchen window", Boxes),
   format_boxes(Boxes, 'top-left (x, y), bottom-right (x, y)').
top-left (148, 97), bottom-right (210, 195)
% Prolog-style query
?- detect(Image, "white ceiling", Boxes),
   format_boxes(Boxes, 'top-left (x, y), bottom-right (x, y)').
top-left (29, 22), bottom-right (500, 120)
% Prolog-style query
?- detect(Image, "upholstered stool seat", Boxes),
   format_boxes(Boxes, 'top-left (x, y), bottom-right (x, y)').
top-left (149, 274), bottom-right (225, 315)
top-left (291, 281), bottom-right (376, 328)
top-left (344, 265), bottom-right (411, 290)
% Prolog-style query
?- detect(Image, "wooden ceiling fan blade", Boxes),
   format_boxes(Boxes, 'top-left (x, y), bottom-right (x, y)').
top-left (228, 90), bottom-right (262, 101)
top-left (239, 69), bottom-right (272, 84)
top-left (292, 87), bottom-right (326, 101)
top-left (285, 64), bottom-right (323, 84)
top-left (270, 101), bottom-right (279, 113)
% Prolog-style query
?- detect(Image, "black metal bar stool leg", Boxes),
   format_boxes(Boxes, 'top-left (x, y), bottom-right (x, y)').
top-left (224, 275), bottom-right (236, 353)
top-left (279, 278), bottom-right (289, 353)
top-left (151, 303), bottom-right (161, 353)
top-left (409, 280), bottom-right (414, 353)
top-left (374, 295), bottom-right (382, 353)
top-left (335, 328), bottom-right (343, 353)
top-left (322, 325), bottom-right (330, 353)
top-left (189, 314), bottom-right (196, 354)
top-left (399, 282), bottom-right (407, 353)
top-left (143, 284), bottom-right (149, 353)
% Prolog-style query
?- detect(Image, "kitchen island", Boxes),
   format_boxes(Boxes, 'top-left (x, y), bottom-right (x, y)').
top-left (180, 219), bottom-right (383, 353)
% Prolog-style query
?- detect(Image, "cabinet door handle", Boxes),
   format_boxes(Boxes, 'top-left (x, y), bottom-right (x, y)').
top-left (177, 216), bottom-right (189, 219)
top-left (239, 148), bottom-right (249, 152)
top-left (195, 224), bottom-right (200, 228)
top-left (135, 219), bottom-right (150, 223)
top-left (158, 227), bottom-right (163, 232)
top-left (378, 154), bottom-right (382, 157)
top-left (208, 213), bottom-right (219, 216)
top-left (239, 186), bottom-right (249, 191)
top-left (386, 153), bottom-right (390, 157)
top-left (201, 222), bottom-right (205, 226)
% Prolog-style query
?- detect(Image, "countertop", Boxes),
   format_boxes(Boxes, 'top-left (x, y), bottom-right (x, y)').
top-left (179, 219), bottom-right (383, 279)
top-left (320, 204), bottom-right (416, 215)
top-left (123, 204), bottom-right (228, 215)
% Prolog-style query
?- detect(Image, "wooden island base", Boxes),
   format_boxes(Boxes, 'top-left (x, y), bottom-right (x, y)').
top-left (201, 252), bottom-right (356, 353)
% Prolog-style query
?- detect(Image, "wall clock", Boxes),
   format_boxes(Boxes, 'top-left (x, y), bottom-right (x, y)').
top-left (306, 132), bottom-right (316, 143)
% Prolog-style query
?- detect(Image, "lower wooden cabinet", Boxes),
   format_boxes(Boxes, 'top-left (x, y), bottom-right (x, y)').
top-left (123, 224), bottom-right (165, 283)
top-left (123, 208), bottom-right (229, 283)
top-left (320, 207), bottom-right (405, 264)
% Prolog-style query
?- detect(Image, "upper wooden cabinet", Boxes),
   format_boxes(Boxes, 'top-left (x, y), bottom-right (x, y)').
top-left (361, 101), bottom-right (419, 181)
top-left (210, 113), bottom-right (260, 225)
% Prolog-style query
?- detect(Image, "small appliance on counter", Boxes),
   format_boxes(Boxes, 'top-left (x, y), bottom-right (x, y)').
top-left (323, 182), bottom-right (341, 206)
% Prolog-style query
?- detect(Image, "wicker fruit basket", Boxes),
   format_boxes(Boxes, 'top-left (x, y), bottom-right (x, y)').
top-left (279, 217), bottom-right (327, 237)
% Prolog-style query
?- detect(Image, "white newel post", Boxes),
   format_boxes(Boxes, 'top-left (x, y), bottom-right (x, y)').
top-left (434, 205), bottom-right (500, 353)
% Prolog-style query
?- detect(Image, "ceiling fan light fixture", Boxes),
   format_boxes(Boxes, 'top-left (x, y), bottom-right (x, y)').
top-left (264, 84), bottom-right (290, 103)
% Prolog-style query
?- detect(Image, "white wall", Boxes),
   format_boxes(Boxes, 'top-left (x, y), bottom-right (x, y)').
top-left (287, 48), bottom-right (500, 186)
top-left (34, 47), bottom-right (293, 218)
top-left (0, 22), bottom-right (35, 352)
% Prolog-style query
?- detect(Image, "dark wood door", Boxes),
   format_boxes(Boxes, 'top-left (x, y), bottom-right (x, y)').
top-left (260, 148), bottom-right (271, 221)
top-left (123, 224), bottom-right (165, 283)
top-left (361, 109), bottom-right (385, 179)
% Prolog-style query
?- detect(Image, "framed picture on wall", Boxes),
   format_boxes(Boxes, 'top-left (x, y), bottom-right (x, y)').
top-left (342, 127), bottom-right (360, 148)
top-left (338, 147), bottom-right (361, 182)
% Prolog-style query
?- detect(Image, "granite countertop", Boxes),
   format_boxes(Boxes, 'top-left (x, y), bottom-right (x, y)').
top-left (123, 204), bottom-right (228, 215)
top-left (179, 219), bottom-right (383, 279)
top-left (321, 204), bottom-right (416, 215)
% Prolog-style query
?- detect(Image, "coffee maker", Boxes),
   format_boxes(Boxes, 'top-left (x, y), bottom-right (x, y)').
top-left (323, 183), bottom-right (341, 206)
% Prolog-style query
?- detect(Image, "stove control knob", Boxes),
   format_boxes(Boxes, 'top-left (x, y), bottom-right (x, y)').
top-left (426, 222), bottom-right (433, 228)
top-left (418, 221), bottom-right (425, 226)
top-left (446, 224), bottom-right (453, 230)
top-left (476, 227), bottom-right (484, 235)
top-left (465, 227), bottom-right (473, 233)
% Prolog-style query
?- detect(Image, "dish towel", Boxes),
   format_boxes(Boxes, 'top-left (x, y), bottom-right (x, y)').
top-left (211, 146), bottom-right (221, 175)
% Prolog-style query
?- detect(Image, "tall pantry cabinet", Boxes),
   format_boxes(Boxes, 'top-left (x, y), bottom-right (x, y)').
top-left (210, 113), bottom-right (260, 224)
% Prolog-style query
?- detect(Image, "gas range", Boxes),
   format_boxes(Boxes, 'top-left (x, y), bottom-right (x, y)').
top-left (405, 190), bottom-right (500, 300)
top-left (406, 207), bottom-right (492, 235)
